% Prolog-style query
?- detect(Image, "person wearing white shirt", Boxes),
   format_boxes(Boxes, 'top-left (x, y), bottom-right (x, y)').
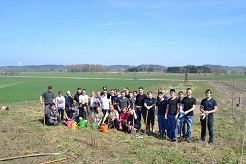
top-left (79, 89), bottom-right (89, 106)
top-left (89, 91), bottom-right (97, 114)
top-left (79, 89), bottom-right (89, 119)
top-left (100, 90), bottom-right (111, 115)
top-left (56, 91), bottom-right (65, 120)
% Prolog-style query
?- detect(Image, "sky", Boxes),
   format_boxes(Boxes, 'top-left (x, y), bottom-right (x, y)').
top-left (0, 0), bottom-right (246, 66)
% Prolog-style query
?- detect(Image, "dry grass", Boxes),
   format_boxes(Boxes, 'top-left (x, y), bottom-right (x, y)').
top-left (1, 99), bottom-right (245, 164)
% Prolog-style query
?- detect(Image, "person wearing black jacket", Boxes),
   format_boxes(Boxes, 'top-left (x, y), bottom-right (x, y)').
top-left (65, 90), bottom-right (74, 118)
top-left (101, 86), bottom-right (111, 99)
top-left (73, 88), bottom-right (82, 118)
top-left (74, 88), bottom-right (82, 104)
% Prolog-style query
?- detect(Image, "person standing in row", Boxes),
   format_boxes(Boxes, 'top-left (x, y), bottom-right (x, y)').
top-left (200, 89), bottom-right (218, 144)
top-left (101, 86), bottom-right (111, 99)
top-left (94, 92), bottom-right (101, 108)
top-left (156, 92), bottom-right (168, 139)
top-left (118, 91), bottom-right (130, 112)
top-left (79, 89), bottom-right (89, 119)
top-left (125, 87), bottom-right (130, 99)
top-left (79, 89), bottom-right (89, 106)
top-left (135, 87), bottom-right (147, 129)
top-left (156, 88), bottom-right (165, 102)
top-left (129, 91), bottom-right (137, 110)
top-left (177, 91), bottom-right (184, 135)
top-left (65, 90), bottom-right (74, 118)
top-left (56, 91), bottom-right (66, 120)
top-left (181, 88), bottom-right (196, 143)
top-left (165, 89), bottom-right (179, 142)
top-left (100, 90), bottom-right (111, 116)
top-left (40, 85), bottom-right (56, 124)
top-left (89, 91), bottom-right (97, 114)
top-left (144, 91), bottom-right (157, 135)
top-left (110, 89), bottom-right (117, 105)
top-left (73, 88), bottom-right (82, 108)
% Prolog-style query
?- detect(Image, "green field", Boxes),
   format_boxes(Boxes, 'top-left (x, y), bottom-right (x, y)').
top-left (10, 72), bottom-right (246, 81)
top-left (0, 77), bottom-right (171, 105)
top-left (0, 72), bottom-right (245, 163)
top-left (1, 72), bottom-right (243, 104)
top-left (0, 77), bottom-right (223, 105)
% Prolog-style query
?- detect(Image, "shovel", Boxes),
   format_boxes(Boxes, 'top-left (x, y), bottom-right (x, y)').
top-left (145, 109), bottom-right (149, 135)
top-left (43, 106), bottom-right (46, 126)
top-left (205, 115), bottom-right (209, 146)
top-left (178, 116), bottom-right (184, 143)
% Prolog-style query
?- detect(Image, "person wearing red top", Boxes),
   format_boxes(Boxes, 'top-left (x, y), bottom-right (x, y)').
top-left (119, 108), bottom-right (129, 132)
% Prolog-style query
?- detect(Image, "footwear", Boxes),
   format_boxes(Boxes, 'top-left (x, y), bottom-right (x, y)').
top-left (187, 139), bottom-right (191, 143)
top-left (208, 141), bottom-right (213, 144)
top-left (160, 135), bottom-right (166, 140)
top-left (201, 138), bottom-right (205, 142)
top-left (171, 138), bottom-right (177, 142)
top-left (147, 130), bottom-right (151, 136)
top-left (54, 121), bottom-right (58, 126)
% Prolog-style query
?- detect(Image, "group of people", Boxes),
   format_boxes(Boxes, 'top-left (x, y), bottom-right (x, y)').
top-left (40, 85), bottom-right (218, 144)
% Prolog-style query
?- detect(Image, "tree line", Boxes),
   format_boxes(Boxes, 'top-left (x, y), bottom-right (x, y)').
top-left (166, 66), bottom-right (212, 74)
top-left (65, 64), bottom-right (108, 72)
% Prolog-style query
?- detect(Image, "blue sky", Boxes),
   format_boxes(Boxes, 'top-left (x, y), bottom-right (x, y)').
top-left (0, 0), bottom-right (245, 66)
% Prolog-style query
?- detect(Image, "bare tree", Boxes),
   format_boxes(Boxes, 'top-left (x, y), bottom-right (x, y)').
top-left (214, 69), bottom-right (221, 81)
top-left (227, 80), bottom-right (244, 118)
top-left (212, 81), bottom-right (245, 118)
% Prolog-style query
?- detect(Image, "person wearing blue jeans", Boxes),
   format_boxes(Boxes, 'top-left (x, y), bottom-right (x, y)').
top-left (48, 116), bottom-right (61, 125)
top-left (182, 115), bottom-right (194, 141)
top-left (158, 115), bottom-right (166, 138)
top-left (181, 88), bottom-right (196, 143)
top-left (165, 89), bottom-right (179, 142)
top-left (177, 113), bottom-right (185, 135)
top-left (200, 89), bottom-right (218, 144)
top-left (135, 108), bottom-right (142, 129)
top-left (156, 92), bottom-right (168, 139)
top-left (200, 115), bottom-right (214, 142)
top-left (167, 114), bottom-right (178, 140)
top-left (177, 91), bottom-right (184, 135)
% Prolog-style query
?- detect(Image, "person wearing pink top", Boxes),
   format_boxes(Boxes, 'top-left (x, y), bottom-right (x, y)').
top-left (119, 108), bottom-right (129, 132)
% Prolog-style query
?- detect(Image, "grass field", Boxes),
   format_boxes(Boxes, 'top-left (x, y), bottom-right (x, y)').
top-left (1, 72), bottom-right (243, 104)
top-left (0, 77), bottom-right (176, 105)
top-left (0, 95), bottom-right (245, 163)
top-left (0, 72), bottom-right (246, 163)
top-left (0, 77), bottom-right (223, 105)
top-left (5, 72), bottom-right (246, 81)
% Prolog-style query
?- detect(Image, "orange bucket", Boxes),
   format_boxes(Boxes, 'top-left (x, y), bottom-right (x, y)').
top-left (100, 124), bottom-right (108, 133)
